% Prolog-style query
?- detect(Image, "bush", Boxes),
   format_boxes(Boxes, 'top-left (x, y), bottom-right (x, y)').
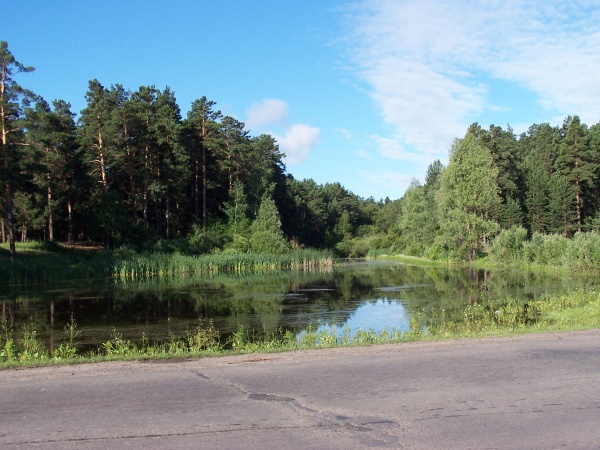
top-left (565, 232), bottom-right (600, 271)
top-left (489, 226), bottom-right (528, 261)
top-left (543, 234), bottom-right (569, 266)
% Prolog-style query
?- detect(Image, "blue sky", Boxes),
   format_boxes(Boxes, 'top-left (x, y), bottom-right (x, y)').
top-left (5, 1), bottom-right (600, 200)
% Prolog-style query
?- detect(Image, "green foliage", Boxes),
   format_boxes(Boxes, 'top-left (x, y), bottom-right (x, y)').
top-left (0, 316), bottom-right (18, 362)
top-left (185, 318), bottom-right (222, 353)
top-left (53, 342), bottom-right (77, 360)
top-left (437, 135), bottom-right (501, 261)
top-left (249, 193), bottom-right (289, 254)
top-left (18, 321), bottom-right (49, 362)
top-left (489, 226), bottom-right (528, 261)
top-left (489, 230), bottom-right (600, 272)
top-left (0, 244), bottom-right (333, 285)
top-left (186, 222), bottom-right (229, 254)
top-left (397, 179), bottom-right (435, 256)
top-left (224, 181), bottom-right (251, 235)
top-left (524, 233), bottom-right (570, 266)
top-left (102, 329), bottom-right (137, 357)
top-left (555, 116), bottom-right (596, 233)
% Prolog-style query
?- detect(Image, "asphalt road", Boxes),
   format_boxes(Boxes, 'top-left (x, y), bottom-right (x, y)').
top-left (1, 330), bottom-right (599, 449)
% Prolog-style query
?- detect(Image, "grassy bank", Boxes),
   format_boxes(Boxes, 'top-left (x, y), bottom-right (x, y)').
top-left (2, 286), bottom-right (598, 369)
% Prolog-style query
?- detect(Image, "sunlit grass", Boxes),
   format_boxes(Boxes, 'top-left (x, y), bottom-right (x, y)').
top-left (112, 249), bottom-right (334, 280)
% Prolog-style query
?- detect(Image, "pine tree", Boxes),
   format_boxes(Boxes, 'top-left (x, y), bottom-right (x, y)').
top-left (555, 116), bottom-right (597, 233)
top-left (0, 41), bottom-right (35, 257)
top-left (25, 99), bottom-right (78, 241)
top-left (185, 97), bottom-right (222, 236)
top-left (520, 123), bottom-right (560, 233)
top-left (249, 191), bottom-right (288, 254)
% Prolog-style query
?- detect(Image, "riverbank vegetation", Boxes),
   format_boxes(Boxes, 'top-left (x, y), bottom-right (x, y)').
top-left (2, 285), bottom-right (598, 368)
top-left (3, 40), bottom-right (600, 268)
top-left (0, 242), bottom-right (333, 284)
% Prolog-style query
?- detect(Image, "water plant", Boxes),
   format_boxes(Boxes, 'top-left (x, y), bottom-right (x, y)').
top-left (0, 243), bottom-right (334, 286)
top-left (1, 285), bottom-right (599, 368)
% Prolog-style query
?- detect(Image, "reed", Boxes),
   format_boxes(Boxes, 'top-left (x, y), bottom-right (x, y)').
top-left (0, 243), bottom-right (334, 285)
top-left (111, 249), bottom-right (334, 280)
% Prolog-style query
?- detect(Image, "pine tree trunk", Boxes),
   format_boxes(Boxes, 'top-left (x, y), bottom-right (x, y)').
top-left (165, 198), bottom-right (170, 239)
top-left (97, 133), bottom-right (108, 196)
top-left (194, 156), bottom-right (199, 222)
top-left (1, 63), bottom-right (16, 259)
top-left (202, 143), bottom-right (207, 237)
top-left (143, 145), bottom-right (149, 228)
top-left (5, 183), bottom-right (15, 257)
top-left (67, 201), bottom-right (73, 243)
top-left (576, 184), bottom-right (582, 233)
top-left (47, 186), bottom-right (53, 241)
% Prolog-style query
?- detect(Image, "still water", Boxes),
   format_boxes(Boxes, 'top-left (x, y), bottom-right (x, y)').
top-left (0, 260), bottom-right (588, 352)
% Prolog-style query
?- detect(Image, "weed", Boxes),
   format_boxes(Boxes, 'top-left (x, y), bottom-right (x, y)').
top-left (186, 318), bottom-right (221, 353)
top-left (101, 329), bottom-right (137, 356)
top-left (19, 321), bottom-right (49, 362)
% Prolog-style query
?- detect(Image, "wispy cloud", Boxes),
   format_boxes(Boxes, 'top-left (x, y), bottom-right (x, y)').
top-left (344, 0), bottom-right (600, 158)
top-left (359, 169), bottom-right (415, 199)
top-left (336, 128), bottom-right (353, 141)
top-left (373, 135), bottom-right (437, 163)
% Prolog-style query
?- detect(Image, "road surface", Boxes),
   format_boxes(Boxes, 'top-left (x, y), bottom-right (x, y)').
top-left (1, 330), bottom-right (599, 449)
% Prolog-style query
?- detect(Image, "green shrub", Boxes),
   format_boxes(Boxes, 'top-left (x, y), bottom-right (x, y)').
top-left (489, 226), bottom-right (528, 261)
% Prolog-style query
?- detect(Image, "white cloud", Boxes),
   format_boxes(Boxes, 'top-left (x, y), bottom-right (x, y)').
top-left (345, 0), bottom-right (600, 156)
top-left (245, 98), bottom-right (321, 165)
top-left (373, 135), bottom-right (438, 163)
top-left (274, 124), bottom-right (321, 166)
top-left (245, 98), bottom-right (289, 130)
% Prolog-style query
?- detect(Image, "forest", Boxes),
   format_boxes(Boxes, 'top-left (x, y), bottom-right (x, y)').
top-left (2, 41), bottom-right (600, 265)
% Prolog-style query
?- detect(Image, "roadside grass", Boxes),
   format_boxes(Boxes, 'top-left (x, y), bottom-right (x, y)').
top-left (2, 286), bottom-right (599, 369)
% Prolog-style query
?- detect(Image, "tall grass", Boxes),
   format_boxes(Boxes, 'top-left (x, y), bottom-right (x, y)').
top-left (0, 243), bottom-right (333, 285)
top-left (489, 228), bottom-right (600, 272)
top-left (112, 249), bottom-right (334, 280)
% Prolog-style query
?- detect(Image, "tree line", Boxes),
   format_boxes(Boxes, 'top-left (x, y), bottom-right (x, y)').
top-left (2, 41), bottom-right (600, 262)
top-left (0, 42), bottom-right (375, 258)
top-left (390, 119), bottom-right (600, 262)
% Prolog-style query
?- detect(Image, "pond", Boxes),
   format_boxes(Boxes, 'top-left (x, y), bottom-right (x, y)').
top-left (0, 259), bottom-right (589, 353)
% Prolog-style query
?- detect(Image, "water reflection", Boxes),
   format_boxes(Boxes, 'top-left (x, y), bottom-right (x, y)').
top-left (0, 260), bottom-right (592, 352)
top-left (296, 298), bottom-right (410, 342)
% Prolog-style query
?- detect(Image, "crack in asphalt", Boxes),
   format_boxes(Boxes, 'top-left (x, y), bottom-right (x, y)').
top-left (2, 424), bottom-right (322, 447)
top-left (190, 369), bottom-right (400, 447)
top-left (415, 401), bottom-right (600, 421)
